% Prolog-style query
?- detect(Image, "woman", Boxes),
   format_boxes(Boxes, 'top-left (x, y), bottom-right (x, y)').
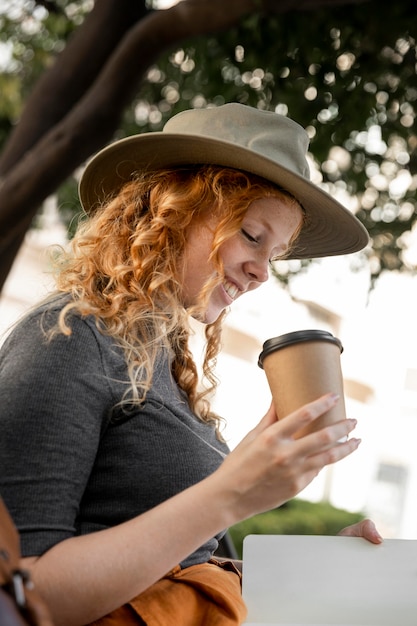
top-left (0, 104), bottom-right (381, 626)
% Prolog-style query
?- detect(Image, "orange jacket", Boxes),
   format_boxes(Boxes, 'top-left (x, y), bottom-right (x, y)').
top-left (89, 559), bottom-right (247, 626)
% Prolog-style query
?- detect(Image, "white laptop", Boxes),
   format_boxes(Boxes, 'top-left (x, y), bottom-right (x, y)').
top-left (242, 534), bottom-right (417, 626)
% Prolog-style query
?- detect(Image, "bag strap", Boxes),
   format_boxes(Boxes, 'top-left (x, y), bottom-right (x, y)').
top-left (0, 498), bottom-right (54, 626)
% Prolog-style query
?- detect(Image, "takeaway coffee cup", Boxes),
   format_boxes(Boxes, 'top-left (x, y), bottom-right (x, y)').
top-left (258, 329), bottom-right (346, 437)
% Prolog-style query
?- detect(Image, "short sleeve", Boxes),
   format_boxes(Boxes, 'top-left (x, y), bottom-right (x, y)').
top-left (0, 305), bottom-right (117, 555)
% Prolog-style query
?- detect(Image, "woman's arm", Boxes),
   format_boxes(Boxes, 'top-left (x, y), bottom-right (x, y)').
top-left (24, 393), bottom-right (361, 626)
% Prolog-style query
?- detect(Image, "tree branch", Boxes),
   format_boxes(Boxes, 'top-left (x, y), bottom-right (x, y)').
top-left (0, 0), bottom-right (148, 173)
top-left (0, 0), bottom-right (374, 290)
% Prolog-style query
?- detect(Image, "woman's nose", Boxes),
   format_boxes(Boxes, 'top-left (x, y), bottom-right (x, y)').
top-left (244, 258), bottom-right (269, 283)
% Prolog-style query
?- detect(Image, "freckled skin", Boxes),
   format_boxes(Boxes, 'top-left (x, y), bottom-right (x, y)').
top-left (180, 197), bottom-right (303, 323)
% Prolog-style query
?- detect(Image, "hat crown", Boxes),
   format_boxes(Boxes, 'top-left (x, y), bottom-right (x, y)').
top-left (163, 103), bottom-right (311, 181)
top-left (79, 102), bottom-right (369, 259)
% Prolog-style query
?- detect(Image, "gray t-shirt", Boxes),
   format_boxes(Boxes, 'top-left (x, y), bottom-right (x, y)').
top-left (0, 296), bottom-right (229, 567)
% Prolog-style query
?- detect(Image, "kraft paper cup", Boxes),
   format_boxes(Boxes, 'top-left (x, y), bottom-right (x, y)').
top-left (258, 330), bottom-right (346, 437)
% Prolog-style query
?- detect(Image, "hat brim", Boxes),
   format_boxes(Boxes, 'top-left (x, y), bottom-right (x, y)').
top-left (78, 133), bottom-right (369, 260)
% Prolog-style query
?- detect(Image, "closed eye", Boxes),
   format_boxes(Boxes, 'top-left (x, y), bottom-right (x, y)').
top-left (242, 229), bottom-right (258, 243)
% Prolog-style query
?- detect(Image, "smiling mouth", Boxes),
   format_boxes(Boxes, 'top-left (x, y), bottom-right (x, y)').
top-left (223, 280), bottom-right (240, 300)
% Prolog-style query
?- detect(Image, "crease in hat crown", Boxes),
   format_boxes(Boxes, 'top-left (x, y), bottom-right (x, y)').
top-left (78, 102), bottom-right (369, 260)
top-left (163, 104), bottom-right (311, 181)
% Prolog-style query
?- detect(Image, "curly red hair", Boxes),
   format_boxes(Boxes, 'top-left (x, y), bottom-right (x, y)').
top-left (53, 165), bottom-right (302, 433)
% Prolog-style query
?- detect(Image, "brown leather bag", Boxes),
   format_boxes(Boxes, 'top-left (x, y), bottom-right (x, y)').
top-left (0, 498), bottom-right (54, 626)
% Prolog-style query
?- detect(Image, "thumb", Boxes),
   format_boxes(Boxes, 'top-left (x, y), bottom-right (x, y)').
top-left (338, 519), bottom-right (383, 544)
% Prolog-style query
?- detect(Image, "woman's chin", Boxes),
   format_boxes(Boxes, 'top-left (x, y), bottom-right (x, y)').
top-left (202, 305), bottom-right (229, 325)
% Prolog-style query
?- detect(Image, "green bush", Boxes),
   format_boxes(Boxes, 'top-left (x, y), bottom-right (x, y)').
top-left (229, 498), bottom-right (365, 559)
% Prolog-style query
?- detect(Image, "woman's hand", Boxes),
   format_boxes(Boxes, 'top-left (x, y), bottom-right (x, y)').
top-left (338, 519), bottom-right (383, 544)
top-left (215, 392), bottom-right (362, 524)
top-left (20, 393), bottom-right (364, 625)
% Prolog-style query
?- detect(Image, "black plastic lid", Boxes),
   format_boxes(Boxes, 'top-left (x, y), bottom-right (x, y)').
top-left (258, 329), bottom-right (343, 369)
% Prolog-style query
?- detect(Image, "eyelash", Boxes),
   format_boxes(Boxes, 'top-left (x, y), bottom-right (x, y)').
top-left (242, 229), bottom-right (280, 265)
top-left (242, 229), bottom-right (258, 244)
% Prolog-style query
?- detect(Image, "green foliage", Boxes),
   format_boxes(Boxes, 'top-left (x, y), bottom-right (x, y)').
top-left (131, 1), bottom-right (417, 279)
top-left (55, 175), bottom-right (84, 239)
top-left (1, 1), bottom-right (416, 278)
top-left (228, 498), bottom-right (365, 559)
top-left (0, 0), bottom-right (89, 137)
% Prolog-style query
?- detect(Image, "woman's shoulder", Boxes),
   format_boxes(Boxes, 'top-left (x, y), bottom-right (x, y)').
top-left (1, 292), bottom-right (119, 360)
top-left (0, 293), bottom-right (128, 402)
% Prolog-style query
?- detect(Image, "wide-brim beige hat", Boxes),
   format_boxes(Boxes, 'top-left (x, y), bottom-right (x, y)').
top-left (79, 103), bottom-right (369, 259)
